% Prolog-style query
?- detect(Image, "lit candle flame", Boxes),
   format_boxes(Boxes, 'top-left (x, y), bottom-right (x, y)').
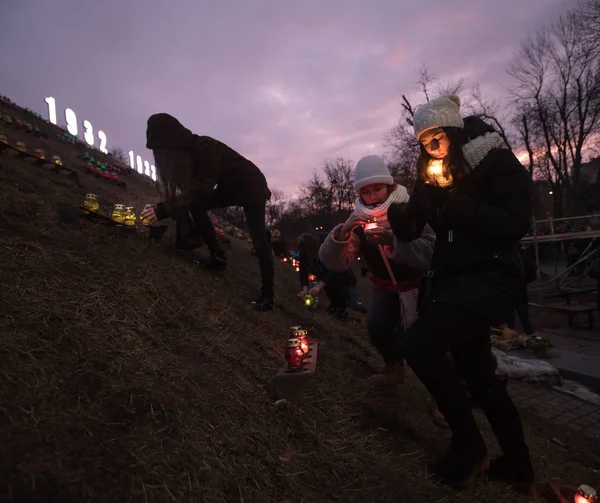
top-left (428, 159), bottom-right (443, 177)
top-left (426, 159), bottom-right (452, 187)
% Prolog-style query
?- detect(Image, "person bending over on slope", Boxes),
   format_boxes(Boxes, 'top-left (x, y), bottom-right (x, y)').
top-left (140, 113), bottom-right (274, 312)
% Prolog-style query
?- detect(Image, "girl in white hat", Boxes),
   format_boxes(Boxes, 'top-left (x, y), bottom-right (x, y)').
top-left (319, 155), bottom-right (435, 386)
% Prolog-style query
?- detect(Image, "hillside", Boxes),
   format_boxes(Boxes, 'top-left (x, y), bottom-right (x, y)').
top-left (0, 104), bottom-right (598, 502)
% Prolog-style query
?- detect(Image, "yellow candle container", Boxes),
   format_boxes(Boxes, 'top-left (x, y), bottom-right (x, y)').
top-left (82, 193), bottom-right (99, 214)
top-left (123, 206), bottom-right (137, 226)
top-left (112, 204), bottom-right (125, 223)
top-left (140, 203), bottom-right (153, 226)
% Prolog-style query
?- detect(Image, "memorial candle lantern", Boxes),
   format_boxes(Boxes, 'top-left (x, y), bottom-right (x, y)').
top-left (140, 204), bottom-right (153, 226)
top-left (296, 329), bottom-right (310, 354)
top-left (364, 221), bottom-right (378, 231)
top-left (575, 485), bottom-right (597, 503)
top-left (284, 338), bottom-right (304, 368)
top-left (308, 274), bottom-right (317, 282)
top-left (123, 206), bottom-right (137, 226)
top-left (304, 295), bottom-right (317, 308)
top-left (112, 204), bottom-right (125, 223)
top-left (82, 193), bottom-right (99, 214)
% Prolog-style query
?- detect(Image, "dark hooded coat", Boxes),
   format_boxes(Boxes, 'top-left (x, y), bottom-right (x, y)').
top-left (146, 113), bottom-right (271, 219)
top-left (388, 116), bottom-right (534, 325)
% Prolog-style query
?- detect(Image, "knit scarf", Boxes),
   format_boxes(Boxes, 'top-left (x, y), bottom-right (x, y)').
top-left (352, 185), bottom-right (409, 230)
top-left (462, 132), bottom-right (505, 172)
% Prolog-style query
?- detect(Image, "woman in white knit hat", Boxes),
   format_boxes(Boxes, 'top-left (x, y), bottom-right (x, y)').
top-left (319, 155), bottom-right (435, 386)
top-left (387, 95), bottom-right (535, 494)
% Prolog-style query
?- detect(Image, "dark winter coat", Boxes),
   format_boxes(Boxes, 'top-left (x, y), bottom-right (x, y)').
top-left (388, 117), bottom-right (534, 325)
top-left (146, 113), bottom-right (271, 219)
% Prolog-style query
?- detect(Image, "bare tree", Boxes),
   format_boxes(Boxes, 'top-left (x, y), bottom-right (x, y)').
top-left (508, 6), bottom-right (600, 216)
top-left (468, 85), bottom-right (513, 149)
top-left (299, 157), bottom-right (355, 217)
top-left (323, 157), bottom-right (355, 211)
top-left (580, 0), bottom-right (600, 52)
top-left (266, 188), bottom-right (287, 227)
top-left (109, 147), bottom-right (127, 164)
top-left (300, 170), bottom-right (333, 217)
top-left (212, 206), bottom-right (246, 230)
top-left (513, 108), bottom-right (536, 176)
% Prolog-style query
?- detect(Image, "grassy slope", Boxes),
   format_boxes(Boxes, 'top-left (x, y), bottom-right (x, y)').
top-left (0, 112), bottom-right (598, 502)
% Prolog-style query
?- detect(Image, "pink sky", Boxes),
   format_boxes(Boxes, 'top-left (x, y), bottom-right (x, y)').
top-left (0, 0), bottom-right (571, 196)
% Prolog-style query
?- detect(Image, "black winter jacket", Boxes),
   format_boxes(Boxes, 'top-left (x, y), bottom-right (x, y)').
top-left (389, 117), bottom-right (534, 325)
top-left (146, 114), bottom-right (271, 219)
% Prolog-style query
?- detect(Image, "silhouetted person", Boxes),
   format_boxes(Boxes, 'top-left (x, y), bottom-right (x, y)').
top-left (141, 113), bottom-right (274, 311)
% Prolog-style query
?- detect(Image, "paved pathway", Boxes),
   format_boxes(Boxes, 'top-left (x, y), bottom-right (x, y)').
top-left (508, 380), bottom-right (600, 440)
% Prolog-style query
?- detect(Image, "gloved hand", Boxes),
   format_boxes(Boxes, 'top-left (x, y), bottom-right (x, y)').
top-left (422, 183), bottom-right (451, 207)
top-left (387, 203), bottom-right (417, 241)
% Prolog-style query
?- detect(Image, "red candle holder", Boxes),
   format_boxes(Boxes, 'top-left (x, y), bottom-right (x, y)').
top-left (296, 329), bottom-right (310, 354)
top-left (285, 338), bottom-right (304, 368)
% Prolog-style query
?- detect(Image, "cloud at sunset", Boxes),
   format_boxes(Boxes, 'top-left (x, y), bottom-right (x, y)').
top-left (0, 0), bottom-right (571, 195)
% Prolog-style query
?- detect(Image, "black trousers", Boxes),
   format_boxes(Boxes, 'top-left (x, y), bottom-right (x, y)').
top-left (323, 270), bottom-right (360, 311)
top-left (186, 189), bottom-right (275, 299)
top-left (368, 288), bottom-right (403, 365)
top-left (507, 286), bottom-right (534, 335)
top-left (401, 301), bottom-right (529, 459)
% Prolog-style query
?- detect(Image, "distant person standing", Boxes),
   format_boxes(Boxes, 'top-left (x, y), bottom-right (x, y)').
top-left (140, 113), bottom-right (274, 311)
top-left (506, 245), bottom-right (537, 336)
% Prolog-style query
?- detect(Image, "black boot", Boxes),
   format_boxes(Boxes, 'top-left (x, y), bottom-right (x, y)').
top-left (194, 250), bottom-right (227, 270)
top-left (487, 456), bottom-right (535, 496)
top-left (250, 296), bottom-right (274, 311)
top-left (472, 382), bottom-right (535, 494)
top-left (429, 434), bottom-right (488, 490)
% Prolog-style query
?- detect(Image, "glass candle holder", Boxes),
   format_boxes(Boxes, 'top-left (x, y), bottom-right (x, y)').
top-left (112, 204), bottom-right (125, 223)
top-left (83, 193), bottom-right (99, 214)
top-left (285, 338), bottom-right (304, 368)
top-left (123, 206), bottom-right (136, 226)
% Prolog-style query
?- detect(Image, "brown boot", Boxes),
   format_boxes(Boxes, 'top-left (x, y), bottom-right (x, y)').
top-left (369, 363), bottom-right (405, 388)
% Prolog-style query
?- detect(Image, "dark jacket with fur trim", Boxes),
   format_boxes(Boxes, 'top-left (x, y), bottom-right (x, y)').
top-left (388, 116), bottom-right (534, 325)
top-left (146, 113), bottom-right (271, 219)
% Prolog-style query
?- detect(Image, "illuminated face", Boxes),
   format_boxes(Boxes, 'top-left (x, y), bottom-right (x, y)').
top-left (359, 183), bottom-right (388, 206)
top-left (419, 127), bottom-right (450, 159)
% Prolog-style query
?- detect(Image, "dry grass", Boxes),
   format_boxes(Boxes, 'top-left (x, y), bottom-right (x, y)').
top-left (0, 122), bottom-right (598, 502)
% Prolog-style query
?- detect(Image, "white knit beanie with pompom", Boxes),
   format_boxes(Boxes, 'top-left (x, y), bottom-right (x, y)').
top-left (413, 94), bottom-right (464, 139)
